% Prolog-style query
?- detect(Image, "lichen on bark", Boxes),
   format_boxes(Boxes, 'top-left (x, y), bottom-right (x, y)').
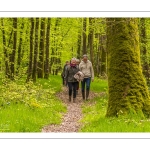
top-left (106, 18), bottom-right (150, 118)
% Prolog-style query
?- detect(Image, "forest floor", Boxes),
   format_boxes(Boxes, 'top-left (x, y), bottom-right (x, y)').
top-left (42, 86), bottom-right (99, 132)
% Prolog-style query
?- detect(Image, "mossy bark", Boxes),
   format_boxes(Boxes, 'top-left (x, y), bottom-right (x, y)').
top-left (106, 18), bottom-right (150, 117)
top-left (140, 18), bottom-right (150, 84)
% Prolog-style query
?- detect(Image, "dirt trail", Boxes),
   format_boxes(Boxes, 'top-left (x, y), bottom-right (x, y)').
top-left (42, 86), bottom-right (98, 132)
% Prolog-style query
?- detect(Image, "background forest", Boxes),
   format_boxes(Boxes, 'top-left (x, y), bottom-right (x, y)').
top-left (0, 18), bottom-right (107, 81)
top-left (0, 18), bottom-right (150, 132)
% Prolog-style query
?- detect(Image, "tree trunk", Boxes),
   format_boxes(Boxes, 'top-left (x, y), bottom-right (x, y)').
top-left (17, 20), bottom-right (24, 74)
top-left (82, 18), bottom-right (87, 55)
top-left (32, 18), bottom-right (39, 82)
top-left (95, 33), bottom-right (101, 76)
top-left (77, 29), bottom-right (81, 59)
top-left (38, 18), bottom-right (46, 78)
top-left (1, 18), bottom-right (10, 77)
top-left (26, 18), bottom-right (34, 82)
top-left (10, 18), bottom-right (17, 80)
top-left (89, 18), bottom-right (94, 64)
top-left (106, 18), bottom-right (150, 117)
top-left (50, 18), bottom-right (61, 75)
top-left (140, 18), bottom-right (149, 84)
top-left (77, 18), bottom-right (82, 59)
top-left (100, 35), bottom-right (107, 76)
top-left (44, 18), bottom-right (51, 79)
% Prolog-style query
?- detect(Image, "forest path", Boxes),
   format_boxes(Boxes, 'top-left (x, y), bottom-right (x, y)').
top-left (42, 86), bottom-right (99, 132)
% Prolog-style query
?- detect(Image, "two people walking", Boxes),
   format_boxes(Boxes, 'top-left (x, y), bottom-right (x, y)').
top-left (64, 54), bottom-right (94, 103)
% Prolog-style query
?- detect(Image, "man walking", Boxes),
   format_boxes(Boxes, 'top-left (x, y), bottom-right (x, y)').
top-left (61, 60), bottom-right (70, 86)
top-left (79, 54), bottom-right (94, 100)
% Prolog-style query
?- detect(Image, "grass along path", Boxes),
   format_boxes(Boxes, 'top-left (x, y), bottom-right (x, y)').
top-left (0, 75), bottom-right (66, 132)
top-left (42, 86), bottom-right (99, 132)
top-left (79, 78), bottom-right (150, 132)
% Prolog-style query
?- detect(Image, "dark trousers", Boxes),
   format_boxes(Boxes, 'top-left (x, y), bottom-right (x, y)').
top-left (68, 82), bottom-right (78, 98)
top-left (81, 77), bottom-right (91, 92)
top-left (77, 82), bottom-right (79, 90)
top-left (62, 77), bottom-right (65, 85)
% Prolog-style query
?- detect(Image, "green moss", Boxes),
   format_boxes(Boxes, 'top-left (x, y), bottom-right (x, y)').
top-left (106, 18), bottom-right (150, 117)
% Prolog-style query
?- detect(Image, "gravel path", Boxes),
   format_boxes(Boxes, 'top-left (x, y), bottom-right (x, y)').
top-left (42, 86), bottom-right (98, 132)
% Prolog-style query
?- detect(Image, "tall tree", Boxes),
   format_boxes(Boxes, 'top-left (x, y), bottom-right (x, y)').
top-left (26, 18), bottom-right (34, 82)
top-left (44, 18), bottom-right (51, 79)
top-left (140, 18), bottom-right (149, 83)
top-left (10, 18), bottom-right (17, 80)
top-left (32, 18), bottom-right (39, 82)
top-left (77, 18), bottom-right (82, 59)
top-left (106, 18), bottom-right (150, 117)
top-left (17, 19), bottom-right (24, 74)
top-left (82, 18), bottom-right (87, 55)
top-left (95, 33), bottom-right (101, 76)
top-left (50, 18), bottom-right (61, 75)
top-left (88, 18), bottom-right (94, 64)
top-left (1, 18), bottom-right (10, 77)
top-left (100, 35), bottom-right (107, 76)
top-left (38, 18), bottom-right (46, 78)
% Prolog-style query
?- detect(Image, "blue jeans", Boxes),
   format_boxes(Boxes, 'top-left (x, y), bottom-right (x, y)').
top-left (81, 78), bottom-right (91, 92)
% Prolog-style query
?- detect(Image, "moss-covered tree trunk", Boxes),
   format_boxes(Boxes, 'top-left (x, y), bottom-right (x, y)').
top-left (140, 18), bottom-right (150, 84)
top-left (106, 18), bottom-right (150, 117)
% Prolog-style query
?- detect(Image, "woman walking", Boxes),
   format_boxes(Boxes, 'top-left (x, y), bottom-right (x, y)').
top-left (64, 58), bottom-right (79, 103)
top-left (79, 54), bottom-right (94, 100)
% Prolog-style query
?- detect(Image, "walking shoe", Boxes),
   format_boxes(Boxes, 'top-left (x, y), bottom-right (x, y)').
top-left (86, 89), bottom-right (89, 100)
top-left (69, 96), bottom-right (71, 102)
top-left (73, 98), bottom-right (76, 103)
top-left (76, 90), bottom-right (78, 95)
top-left (82, 91), bottom-right (85, 100)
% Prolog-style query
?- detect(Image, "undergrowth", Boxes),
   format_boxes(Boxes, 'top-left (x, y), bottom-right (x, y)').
top-left (0, 75), bottom-right (66, 132)
top-left (80, 77), bottom-right (150, 132)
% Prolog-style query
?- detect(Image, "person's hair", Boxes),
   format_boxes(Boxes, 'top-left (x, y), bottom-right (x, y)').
top-left (83, 54), bottom-right (88, 58)
top-left (71, 57), bottom-right (76, 61)
top-left (66, 60), bottom-right (69, 63)
top-left (76, 59), bottom-right (80, 62)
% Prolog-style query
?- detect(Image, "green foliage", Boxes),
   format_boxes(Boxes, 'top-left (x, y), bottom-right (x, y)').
top-left (1, 80), bottom-right (52, 108)
top-left (0, 101), bottom-right (65, 132)
top-left (0, 75), bottom-right (66, 132)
